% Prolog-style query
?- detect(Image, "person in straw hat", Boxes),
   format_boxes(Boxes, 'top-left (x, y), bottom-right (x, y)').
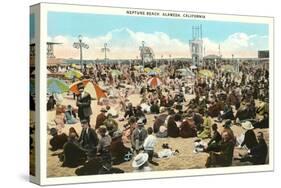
top-left (239, 121), bottom-right (258, 150)
top-left (132, 153), bottom-right (151, 172)
top-left (131, 120), bottom-right (148, 154)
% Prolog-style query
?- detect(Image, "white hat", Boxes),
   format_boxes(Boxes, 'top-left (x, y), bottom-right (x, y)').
top-left (241, 121), bottom-right (254, 130)
top-left (132, 153), bottom-right (149, 168)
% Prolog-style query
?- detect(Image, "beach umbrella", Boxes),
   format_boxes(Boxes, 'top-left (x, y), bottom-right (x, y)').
top-left (110, 69), bottom-right (122, 77)
top-left (69, 79), bottom-right (90, 94)
top-left (134, 65), bottom-right (143, 70)
top-left (176, 68), bottom-right (195, 77)
top-left (64, 70), bottom-right (83, 79)
top-left (198, 69), bottom-right (214, 78)
top-left (147, 77), bottom-right (162, 88)
top-left (220, 65), bottom-right (235, 73)
top-left (71, 64), bottom-right (80, 69)
top-left (190, 65), bottom-right (197, 70)
top-left (147, 70), bottom-right (158, 76)
top-left (47, 78), bottom-right (69, 94)
top-left (144, 67), bottom-right (152, 73)
top-left (153, 68), bottom-right (161, 73)
top-left (84, 82), bottom-right (107, 100)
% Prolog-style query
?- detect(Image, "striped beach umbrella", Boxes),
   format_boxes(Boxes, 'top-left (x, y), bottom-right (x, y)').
top-left (47, 78), bottom-right (69, 94)
top-left (84, 82), bottom-right (107, 100)
top-left (147, 77), bottom-right (162, 88)
top-left (69, 79), bottom-right (90, 95)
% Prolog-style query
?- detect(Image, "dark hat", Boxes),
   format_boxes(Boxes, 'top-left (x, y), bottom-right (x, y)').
top-left (80, 119), bottom-right (88, 124)
top-left (137, 119), bottom-right (144, 126)
top-left (50, 128), bottom-right (57, 136)
top-left (223, 119), bottom-right (232, 128)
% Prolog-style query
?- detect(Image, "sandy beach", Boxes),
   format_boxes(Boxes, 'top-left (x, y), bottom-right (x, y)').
top-left (47, 93), bottom-right (269, 177)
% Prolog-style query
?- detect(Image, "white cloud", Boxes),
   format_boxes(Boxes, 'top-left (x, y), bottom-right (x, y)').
top-left (48, 28), bottom-right (268, 59)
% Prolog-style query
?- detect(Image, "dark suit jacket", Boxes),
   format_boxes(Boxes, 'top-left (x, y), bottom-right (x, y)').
top-left (77, 94), bottom-right (92, 120)
top-left (50, 133), bottom-right (68, 151)
top-left (167, 116), bottom-right (179, 138)
top-left (250, 139), bottom-right (268, 165)
top-left (62, 140), bottom-right (86, 167)
top-left (241, 130), bottom-right (258, 150)
top-left (79, 128), bottom-right (99, 150)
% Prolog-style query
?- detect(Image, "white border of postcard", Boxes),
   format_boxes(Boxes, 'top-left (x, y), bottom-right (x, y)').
top-left (34, 3), bottom-right (274, 185)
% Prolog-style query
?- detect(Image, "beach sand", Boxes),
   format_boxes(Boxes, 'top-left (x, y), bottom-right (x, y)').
top-left (47, 93), bottom-right (269, 177)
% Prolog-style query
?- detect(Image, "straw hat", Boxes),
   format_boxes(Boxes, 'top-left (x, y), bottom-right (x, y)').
top-left (137, 119), bottom-right (144, 126)
top-left (132, 153), bottom-right (149, 168)
top-left (241, 121), bottom-right (254, 130)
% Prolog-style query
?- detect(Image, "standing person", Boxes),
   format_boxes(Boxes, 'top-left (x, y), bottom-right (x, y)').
top-left (97, 126), bottom-right (112, 170)
top-left (47, 95), bottom-right (56, 111)
top-left (76, 84), bottom-right (92, 124)
top-left (143, 127), bottom-right (158, 166)
top-left (78, 120), bottom-right (99, 160)
top-left (131, 120), bottom-right (148, 154)
top-left (95, 108), bottom-right (107, 130)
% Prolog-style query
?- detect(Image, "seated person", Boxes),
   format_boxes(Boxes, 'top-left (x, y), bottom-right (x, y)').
top-left (62, 130), bottom-right (87, 168)
top-left (97, 126), bottom-right (112, 167)
top-left (103, 113), bottom-right (118, 137)
top-left (150, 101), bottom-right (160, 114)
top-left (179, 115), bottom-right (197, 138)
top-left (49, 128), bottom-right (68, 151)
top-left (205, 131), bottom-right (235, 167)
top-left (156, 125), bottom-right (168, 138)
top-left (135, 106), bottom-right (147, 124)
top-left (205, 123), bottom-right (222, 152)
top-left (236, 132), bottom-right (268, 165)
top-left (218, 104), bottom-right (234, 121)
top-left (254, 112), bottom-right (269, 129)
top-left (167, 115), bottom-right (179, 138)
top-left (238, 121), bottom-right (258, 150)
top-left (197, 112), bottom-right (212, 139)
top-left (156, 143), bottom-right (179, 158)
top-left (64, 105), bottom-right (78, 124)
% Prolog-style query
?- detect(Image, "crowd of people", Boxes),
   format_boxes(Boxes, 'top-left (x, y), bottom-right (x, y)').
top-left (47, 59), bottom-right (269, 175)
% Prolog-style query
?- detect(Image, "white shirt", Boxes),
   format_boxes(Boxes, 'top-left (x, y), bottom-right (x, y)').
top-left (143, 135), bottom-right (157, 151)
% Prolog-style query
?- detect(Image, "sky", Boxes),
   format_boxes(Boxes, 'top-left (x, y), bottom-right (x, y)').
top-left (44, 11), bottom-right (269, 59)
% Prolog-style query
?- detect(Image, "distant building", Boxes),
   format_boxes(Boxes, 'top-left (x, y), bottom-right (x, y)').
top-left (140, 46), bottom-right (154, 63)
top-left (189, 25), bottom-right (203, 66)
top-left (258, 50), bottom-right (269, 59)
